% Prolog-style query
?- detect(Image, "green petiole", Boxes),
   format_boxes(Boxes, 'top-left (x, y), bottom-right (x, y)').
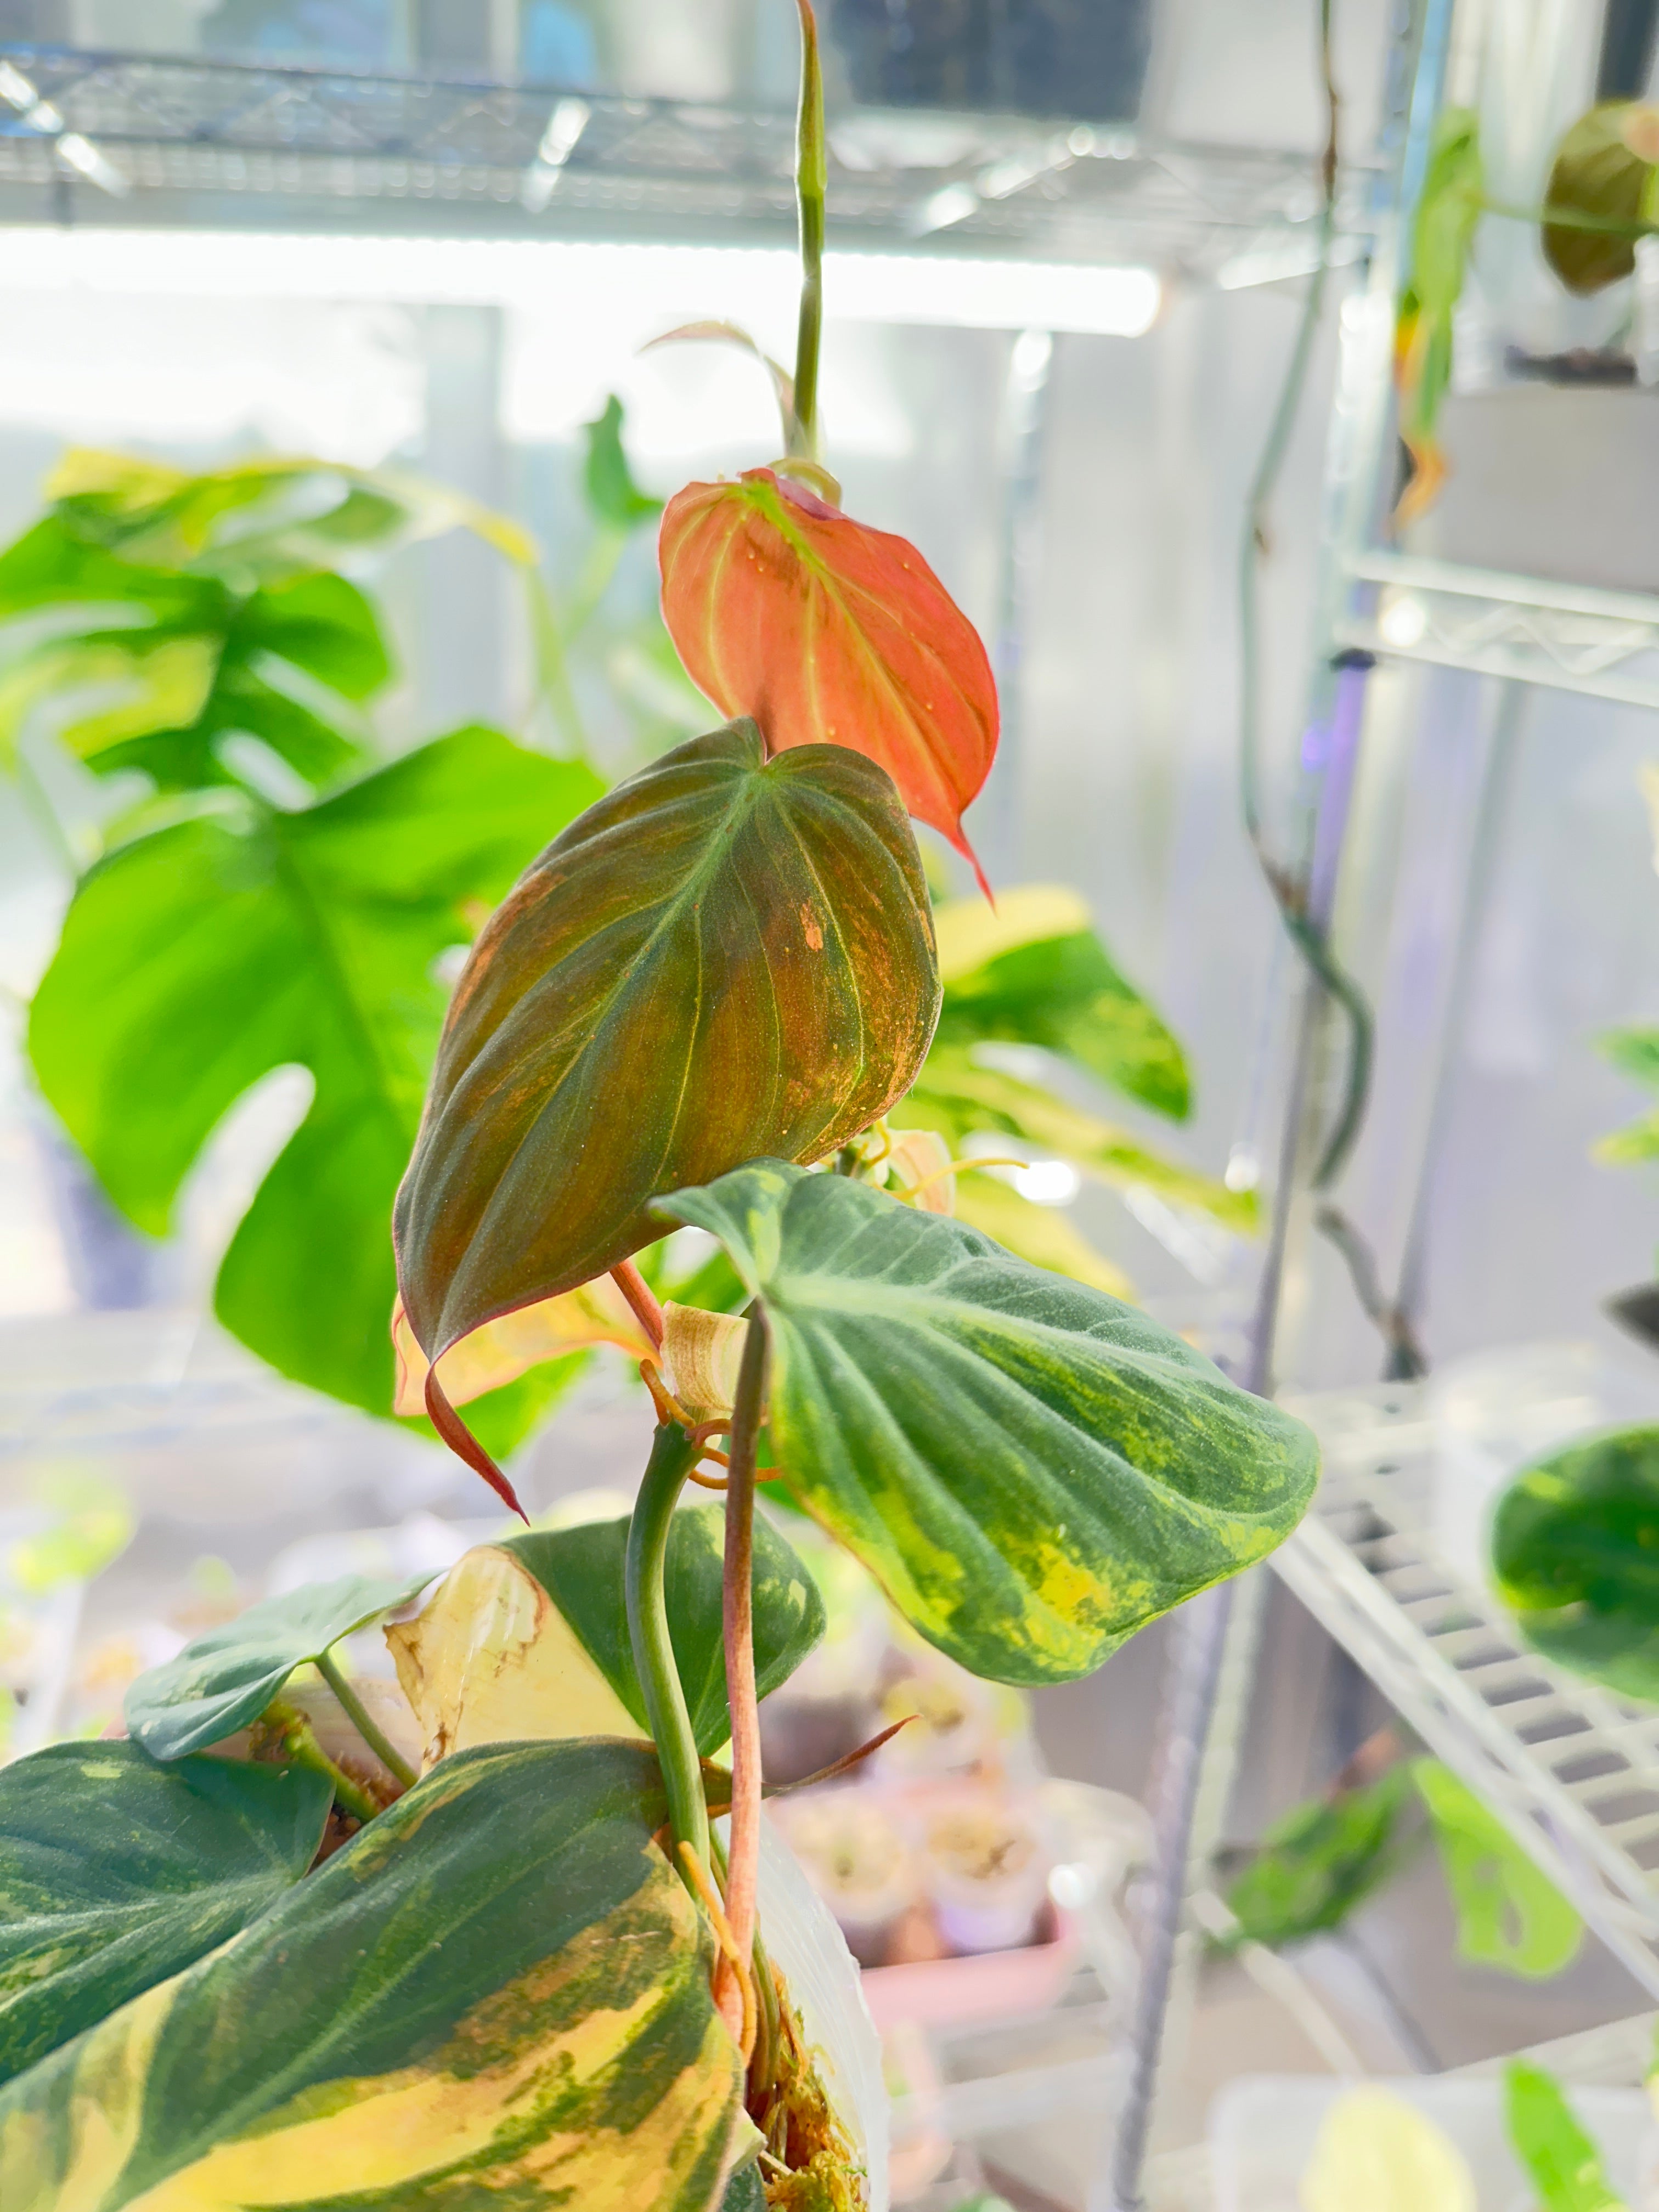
top-left (315, 1649), bottom-right (417, 1790)
top-left (791, 0), bottom-right (827, 459)
top-left (261, 1701), bottom-right (380, 1826)
top-left (625, 1420), bottom-right (711, 1887)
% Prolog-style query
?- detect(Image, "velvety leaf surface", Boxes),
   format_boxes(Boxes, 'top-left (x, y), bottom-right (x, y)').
top-left (29, 728), bottom-right (601, 1417)
top-left (0, 1741), bottom-right (743, 2212)
top-left (657, 1162), bottom-right (1318, 1684)
top-left (1412, 1760), bottom-right (1582, 1978)
top-left (658, 469), bottom-right (997, 883)
top-left (506, 1504), bottom-right (826, 1752)
top-left (933, 885), bottom-right (1190, 1119)
top-left (0, 1743), bottom-right (330, 2087)
top-left (126, 1570), bottom-right (437, 1759)
top-left (1491, 1424), bottom-right (1659, 1705)
top-left (395, 719), bottom-right (939, 1368)
top-left (1544, 103), bottom-right (1658, 294)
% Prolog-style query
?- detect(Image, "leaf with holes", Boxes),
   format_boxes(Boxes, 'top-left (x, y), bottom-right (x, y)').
top-left (29, 727), bottom-right (601, 1421)
top-left (1413, 1759), bottom-right (1582, 1979)
top-left (0, 1741), bottom-right (744, 2212)
top-left (659, 469), bottom-right (997, 887)
top-left (0, 1742), bottom-right (330, 2087)
top-left (394, 719), bottom-right (939, 1388)
top-left (657, 1161), bottom-right (1317, 1684)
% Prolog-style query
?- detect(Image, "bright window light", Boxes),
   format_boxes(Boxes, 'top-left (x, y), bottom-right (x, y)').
top-left (0, 227), bottom-right (1160, 339)
top-left (1011, 1159), bottom-right (1082, 1207)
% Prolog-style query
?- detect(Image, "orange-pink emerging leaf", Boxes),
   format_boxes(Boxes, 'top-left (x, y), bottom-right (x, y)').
top-left (659, 467), bottom-right (998, 893)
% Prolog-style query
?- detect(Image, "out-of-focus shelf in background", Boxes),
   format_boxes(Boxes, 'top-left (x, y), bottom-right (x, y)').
top-left (0, 44), bottom-right (1376, 278)
top-left (1276, 1384), bottom-right (1659, 2005)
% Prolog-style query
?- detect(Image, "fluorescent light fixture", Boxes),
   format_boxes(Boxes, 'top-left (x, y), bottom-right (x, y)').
top-left (0, 227), bottom-right (1160, 338)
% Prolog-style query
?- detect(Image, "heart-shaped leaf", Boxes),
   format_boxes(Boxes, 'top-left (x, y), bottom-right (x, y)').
top-left (658, 469), bottom-right (998, 888)
top-left (0, 1742), bottom-right (330, 2087)
top-left (394, 718), bottom-right (939, 1379)
top-left (30, 727), bottom-right (602, 1426)
top-left (1544, 102), bottom-right (1659, 295)
top-left (1491, 1424), bottom-right (1659, 1705)
top-left (933, 884), bottom-right (1191, 1120)
top-left (388, 1507), bottom-right (824, 1767)
top-left (657, 1161), bottom-right (1318, 1684)
top-left (126, 1571), bottom-right (437, 1760)
top-left (0, 1741), bottom-right (744, 2212)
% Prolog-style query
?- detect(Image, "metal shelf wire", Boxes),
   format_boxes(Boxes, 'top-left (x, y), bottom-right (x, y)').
top-left (1274, 1383), bottom-right (1659, 2003)
top-left (0, 44), bottom-right (1375, 271)
top-left (1338, 550), bottom-right (1659, 711)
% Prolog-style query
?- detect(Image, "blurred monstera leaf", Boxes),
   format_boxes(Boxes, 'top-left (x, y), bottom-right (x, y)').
top-left (932, 885), bottom-right (1190, 1119)
top-left (0, 447), bottom-right (539, 804)
top-left (394, 720), bottom-right (940, 1449)
top-left (30, 727), bottom-right (601, 1430)
top-left (659, 468), bottom-right (998, 890)
top-left (387, 1506), bottom-right (824, 1769)
top-left (1394, 106), bottom-right (1483, 522)
top-left (1492, 1422), bottom-right (1659, 1706)
top-left (0, 1741), bottom-right (744, 2212)
top-left (1544, 102), bottom-right (1659, 295)
top-left (657, 1161), bottom-right (1318, 1685)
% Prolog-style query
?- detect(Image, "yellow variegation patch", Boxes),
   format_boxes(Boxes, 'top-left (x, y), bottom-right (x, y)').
top-left (387, 1545), bottom-right (641, 1770)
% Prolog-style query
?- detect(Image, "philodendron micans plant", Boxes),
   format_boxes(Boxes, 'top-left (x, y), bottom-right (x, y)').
top-left (0, 9), bottom-right (1319, 2208)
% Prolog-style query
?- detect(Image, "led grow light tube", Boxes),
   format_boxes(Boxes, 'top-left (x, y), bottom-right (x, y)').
top-left (0, 227), bottom-right (1160, 337)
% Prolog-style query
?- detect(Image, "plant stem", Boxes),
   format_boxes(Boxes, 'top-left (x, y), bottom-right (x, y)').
top-left (721, 1310), bottom-right (770, 2021)
top-left (611, 1257), bottom-right (664, 1350)
top-left (625, 1420), bottom-right (710, 1882)
top-left (263, 1702), bottom-right (380, 1825)
top-left (791, 0), bottom-right (827, 460)
top-left (315, 1649), bottom-right (417, 1790)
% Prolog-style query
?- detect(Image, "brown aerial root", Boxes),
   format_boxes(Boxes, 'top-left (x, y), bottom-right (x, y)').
top-left (678, 1840), bottom-right (757, 2062)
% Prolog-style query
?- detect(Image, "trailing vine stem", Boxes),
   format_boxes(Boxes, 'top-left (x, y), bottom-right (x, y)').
top-left (1239, 0), bottom-right (1374, 1194)
top-left (625, 1421), bottom-right (711, 1885)
top-left (719, 1310), bottom-right (771, 2036)
top-left (791, 0), bottom-right (827, 460)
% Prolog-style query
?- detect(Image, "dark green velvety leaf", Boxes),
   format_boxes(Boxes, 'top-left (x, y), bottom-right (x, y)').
top-left (0, 1740), bottom-right (743, 2212)
top-left (658, 1161), bottom-right (1317, 1684)
top-left (30, 728), bottom-right (602, 1418)
top-left (1491, 1424), bottom-right (1659, 1704)
top-left (0, 1741), bottom-right (330, 2087)
top-left (1413, 1759), bottom-right (1582, 1978)
top-left (504, 1500), bottom-right (826, 1753)
top-left (126, 1570), bottom-right (437, 1759)
top-left (396, 719), bottom-right (940, 1369)
top-left (1222, 1765), bottom-right (1421, 1951)
top-left (933, 887), bottom-right (1190, 1119)
top-left (584, 393), bottom-right (663, 528)
top-left (1504, 2060), bottom-right (1627, 2212)
top-left (1544, 103), bottom-right (1657, 295)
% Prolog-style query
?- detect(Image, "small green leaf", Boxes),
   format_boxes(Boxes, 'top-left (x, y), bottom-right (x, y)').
top-left (1223, 1765), bottom-right (1421, 1950)
top-left (583, 395), bottom-right (663, 529)
top-left (894, 1045), bottom-right (1257, 1234)
top-left (0, 1741), bottom-right (330, 2086)
top-left (933, 885), bottom-right (1190, 1119)
top-left (1412, 1759), bottom-right (1583, 1978)
top-left (657, 1161), bottom-right (1318, 1685)
top-left (505, 1503), bottom-right (827, 1753)
top-left (126, 1570), bottom-right (437, 1759)
top-left (5, 1473), bottom-right (132, 1596)
top-left (30, 727), bottom-right (602, 1419)
top-left (1491, 1424), bottom-right (1659, 1705)
top-left (395, 720), bottom-right (940, 1376)
top-left (1504, 2061), bottom-right (1628, 2212)
top-left (0, 1741), bottom-right (742, 2212)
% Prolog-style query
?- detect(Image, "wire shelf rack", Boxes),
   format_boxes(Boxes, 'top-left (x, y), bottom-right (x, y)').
top-left (0, 44), bottom-right (1375, 272)
top-left (1274, 1382), bottom-right (1659, 2003)
top-left (1338, 551), bottom-right (1659, 711)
